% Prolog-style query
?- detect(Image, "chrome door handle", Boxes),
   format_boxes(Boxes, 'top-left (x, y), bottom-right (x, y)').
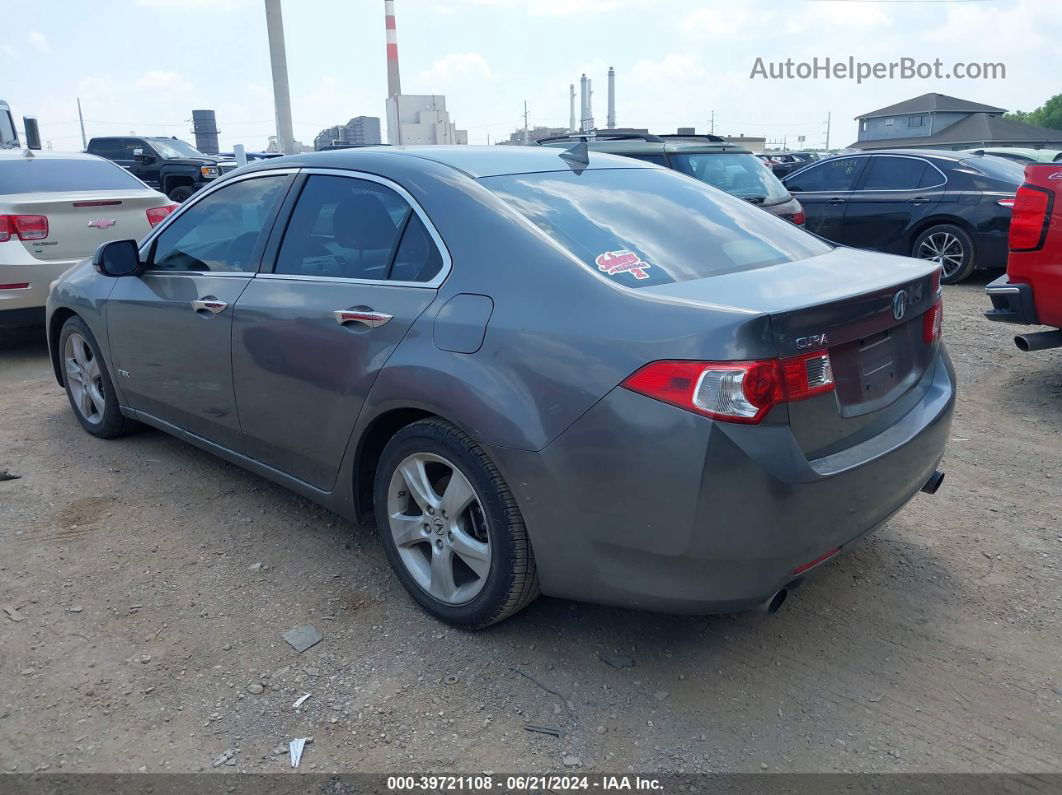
top-left (827, 197), bottom-right (846, 205)
top-left (334, 309), bottom-right (393, 328)
top-left (192, 298), bottom-right (228, 314)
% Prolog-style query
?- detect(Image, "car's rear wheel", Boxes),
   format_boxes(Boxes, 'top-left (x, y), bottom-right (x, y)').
top-left (60, 317), bottom-right (134, 439)
top-left (374, 418), bottom-right (539, 628)
top-left (913, 223), bottom-right (976, 284)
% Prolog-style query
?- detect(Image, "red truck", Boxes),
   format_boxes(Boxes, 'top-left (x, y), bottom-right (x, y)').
top-left (985, 162), bottom-right (1062, 351)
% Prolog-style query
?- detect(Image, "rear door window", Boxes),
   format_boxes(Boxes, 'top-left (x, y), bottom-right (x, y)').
top-left (860, 156), bottom-right (937, 190)
top-left (670, 152), bottom-right (791, 203)
top-left (784, 157), bottom-right (864, 192)
top-left (275, 174), bottom-right (443, 282)
top-left (482, 168), bottom-right (830, 289)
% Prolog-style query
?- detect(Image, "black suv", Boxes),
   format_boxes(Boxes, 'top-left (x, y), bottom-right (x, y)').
top-left (536, 132), bottom-right (804, 225)
top-left (782, 149), bottom-right (1023, 283)
top-left (85, 136), bottom-right (237, 202)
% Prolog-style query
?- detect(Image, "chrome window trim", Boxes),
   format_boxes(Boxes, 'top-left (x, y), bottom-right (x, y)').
top-left (271, 167), bottom-right (452, 289)
top-left (788, 154), bottom-right (947, 194)
top-left (136, 168), bottom-right (302, 263)
top-left (855, 154), bottom-right (947, 192)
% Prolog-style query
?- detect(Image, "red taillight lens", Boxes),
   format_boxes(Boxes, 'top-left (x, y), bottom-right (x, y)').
top-left (922, 300), bottom-right (943, 344)
top-left (0, 214), bottom-right (48, 241)
top-left (621, 349), bottom-right (835, 425)
top-left (792, 546), bottom-right (841, 576)
top-left (790, 209), bottom-right (806, 225)
top-left (1009, 185), bottom-right (1051, 251)
top-left (146, 204), bottom-right (178, 227)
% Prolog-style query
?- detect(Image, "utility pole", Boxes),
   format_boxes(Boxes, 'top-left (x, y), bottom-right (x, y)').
top-left (76, 98), bottom-right (87, 149)
top-left (523, 100), bottom-right (529, 145)
top-left (824, 111), bottom-right (831, 153)
top-left (264, 0), bottom-right (295, 155)
top-left (710, 110), bottom-right (715, 135)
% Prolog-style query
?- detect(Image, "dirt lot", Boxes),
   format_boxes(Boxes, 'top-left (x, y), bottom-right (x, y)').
top-left (0, 275), bottom-right (1059, 775)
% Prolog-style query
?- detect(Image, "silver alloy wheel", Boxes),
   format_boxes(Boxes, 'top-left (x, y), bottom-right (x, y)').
top-left (64, 333), bottom-right (106, 425)
top-left (386, 452), bottom-right (491, 605)
top-left (918, 231), bottom-right (965, 278)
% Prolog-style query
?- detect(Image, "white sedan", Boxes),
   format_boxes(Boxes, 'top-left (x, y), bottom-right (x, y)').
top-left (1, 150), bottom-right (175, 326)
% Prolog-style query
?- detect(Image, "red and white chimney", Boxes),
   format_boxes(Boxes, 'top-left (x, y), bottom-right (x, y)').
top-left (385, 0), bottom-right (402, 97)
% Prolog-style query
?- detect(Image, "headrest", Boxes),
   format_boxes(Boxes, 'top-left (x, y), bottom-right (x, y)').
top-left (333, 192), bottom-right (397, 250)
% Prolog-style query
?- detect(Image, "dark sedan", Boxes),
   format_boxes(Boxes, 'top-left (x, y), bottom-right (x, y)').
top-left (783, 149), bottom-right (1023, 283)
top-left (47, 146), bottom-right (953, 627)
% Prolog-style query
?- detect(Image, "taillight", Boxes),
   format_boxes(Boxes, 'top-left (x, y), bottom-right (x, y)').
top-left (790, 209), bottom-right (806, 225)
top-left (621, 349), bottom-right (835, 425)
top-left (1009, 185), bottom-right (1051, 251)
top-left (0, 214), bottom-right (48, 241)
top-left (923, 300), bottom-right (943, 344)
top-left (146, 205), bottom-right (178, 227)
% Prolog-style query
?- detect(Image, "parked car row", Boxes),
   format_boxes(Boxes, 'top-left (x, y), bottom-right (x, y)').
top-left (781, 149), bottom-right (1024, 283)
top-left (536, 132), bottom-right (806, 225)
top-left (86, 136), bottom-right (238, 202)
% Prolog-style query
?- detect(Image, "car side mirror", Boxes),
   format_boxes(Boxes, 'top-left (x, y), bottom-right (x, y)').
top-left (93, 239), bottom-right (142, 277)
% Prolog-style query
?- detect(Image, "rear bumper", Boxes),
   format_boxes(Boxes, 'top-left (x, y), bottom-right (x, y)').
top-left (488, 348), bottom-right (955, 614)
top-left (985, 274), bottom-right (1040, 325)
top-left (1, 252), bottom-right (81, 317)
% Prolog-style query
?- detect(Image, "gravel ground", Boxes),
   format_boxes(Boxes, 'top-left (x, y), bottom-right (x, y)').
top-left (0, 274), bottom-right (1059, 775)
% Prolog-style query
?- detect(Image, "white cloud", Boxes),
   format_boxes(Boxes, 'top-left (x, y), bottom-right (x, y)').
top-left (468, 0), bottom-right (656, 16)
top-left (133, 70), bottom-right (194, 94)
top-left (27, 32), bottom-right (50, 55)
top-left (0, 44), bottom-right (17, 59)
top-left (418, 52), bottom-right (495, 93)
top-left (135, 0), bottom-right (251, 9)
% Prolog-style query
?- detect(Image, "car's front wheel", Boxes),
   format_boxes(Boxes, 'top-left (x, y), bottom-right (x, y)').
top-left (913, 223), bottom-right (976, 284)
top-left (374, 418), bottom-right (539, 628)
top-left (59, 317), bottom-right (134, 439)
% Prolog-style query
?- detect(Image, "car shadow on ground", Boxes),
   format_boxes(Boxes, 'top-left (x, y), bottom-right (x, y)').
top-left (0, 322), bottom-right (48, 354)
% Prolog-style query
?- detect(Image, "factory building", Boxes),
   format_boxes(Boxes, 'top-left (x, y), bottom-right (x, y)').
top-left (383, 1), bottom-right (466, 145)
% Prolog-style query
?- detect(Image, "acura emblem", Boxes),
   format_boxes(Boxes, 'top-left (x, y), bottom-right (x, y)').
top-left (88, 219), bottom-right (117, 229)
top-left (892, 289), bottom-right (908, 321)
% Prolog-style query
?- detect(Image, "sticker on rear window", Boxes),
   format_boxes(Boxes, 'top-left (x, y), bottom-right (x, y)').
top-left (595, 249), bottom-right (652, 280)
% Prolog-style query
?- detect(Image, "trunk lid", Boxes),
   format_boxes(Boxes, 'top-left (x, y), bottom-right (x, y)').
top-left (643, 247), bottom-right (942, 456)
top-left (3, 189), bottom-right (166, 261)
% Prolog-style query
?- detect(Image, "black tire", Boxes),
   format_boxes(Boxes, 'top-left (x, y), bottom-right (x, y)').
top-left (912, 223), bottom-right (976, 284)
top-left (374, 418), bottom-right (539, 628)
top-left (58, 316), bottom-right (136, 439)
top-left (167, 185), bottom-right (195, 203)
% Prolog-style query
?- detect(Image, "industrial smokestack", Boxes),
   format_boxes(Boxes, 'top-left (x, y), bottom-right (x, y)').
top-left (569, 84), bottom-right (576, 132)
top-left (579, 74), bottom-right (588, 131)
top-left (192, 109), bottom-right (219, 155)
top-left (384, 0), bottom-right (402, 97)
top-left (586, 78), bottom-right (593, 130)
top-left (607, 67), bottom-right (616, 129)
top-left (263, 0), bottom-right (295, 155)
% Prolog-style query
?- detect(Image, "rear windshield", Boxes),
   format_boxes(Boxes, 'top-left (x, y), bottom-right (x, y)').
top-left (481, 168), bottom-right (831, 288)
top-left (0, 158), bottom-right (144, 194)
top-left (959, 155), bottom-right (1025, 183)
top-left (669, 152), bottom-right (791, 204)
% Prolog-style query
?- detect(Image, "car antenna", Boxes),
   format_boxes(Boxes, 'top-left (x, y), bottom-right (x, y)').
top-left (559, 140), bottom-right (589, 169)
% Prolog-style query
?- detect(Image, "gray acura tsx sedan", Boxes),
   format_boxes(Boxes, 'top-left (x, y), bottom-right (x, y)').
top-left (46, 145), bottom-right (954, 627)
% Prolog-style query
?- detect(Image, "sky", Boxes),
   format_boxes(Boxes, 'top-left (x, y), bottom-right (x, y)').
top-left (3, 0), bottom-right (1060, 153)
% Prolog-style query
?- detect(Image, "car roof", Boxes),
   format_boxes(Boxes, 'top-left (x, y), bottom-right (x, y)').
top-left (834, 148), bottom-right (980, 162)
top-left (538, 138), bottom-right (752, 156)
top-left (0, 149), bottom-right (110, 162)
top-left (237, 145), bottom-right (661, 179)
